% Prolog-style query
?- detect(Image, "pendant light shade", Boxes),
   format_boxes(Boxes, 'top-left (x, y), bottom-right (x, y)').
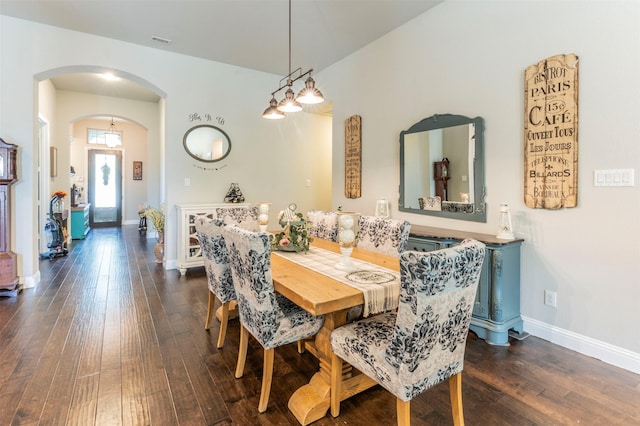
top-left (277, 87), bottom-right (303, 112)
top-left (263, 97), bottom-right (286, 119)
top-left (296, 76), bottom-right (325, 104)
top-left (104, 117), bottom-right (121, 148)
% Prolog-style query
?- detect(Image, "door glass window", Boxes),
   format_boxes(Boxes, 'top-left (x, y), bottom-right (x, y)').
top-left (93, 153), bottom-right (118, 223)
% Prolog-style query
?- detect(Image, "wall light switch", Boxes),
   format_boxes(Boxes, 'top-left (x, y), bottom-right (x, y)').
top-left (184, 178), bottom-right (190, 187)
top-left (593, 169), bottom-right (634, 187)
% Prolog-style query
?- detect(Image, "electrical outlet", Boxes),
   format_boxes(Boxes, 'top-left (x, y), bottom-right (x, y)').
top-left (544, 290), bottom-right (557, 308)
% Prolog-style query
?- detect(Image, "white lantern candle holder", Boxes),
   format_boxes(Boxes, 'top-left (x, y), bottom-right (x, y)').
top-left (336, 212), bottom-right (360, 271)
top-left (257, 202), bottom-right (271, 232)
top-left (496, 203), bottom-right (514, 240)
top-left (375, 198), bottom-right (390, 218)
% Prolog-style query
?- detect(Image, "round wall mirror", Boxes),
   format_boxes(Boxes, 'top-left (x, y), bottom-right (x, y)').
top-left (183, 124), bottom-right (231, 162)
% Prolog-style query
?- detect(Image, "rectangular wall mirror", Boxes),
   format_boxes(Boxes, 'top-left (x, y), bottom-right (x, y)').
top-left (399, 114), bottom-right (486, 222)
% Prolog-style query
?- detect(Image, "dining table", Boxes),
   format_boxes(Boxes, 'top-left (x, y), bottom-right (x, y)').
top-left (270, 238), bottom-right (400, 425)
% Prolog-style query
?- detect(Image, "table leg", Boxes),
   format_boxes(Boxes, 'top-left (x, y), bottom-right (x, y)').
top-left (215, 300), bottom-right (238, 321)
top-left (287, 309), bottom-right (376, 425)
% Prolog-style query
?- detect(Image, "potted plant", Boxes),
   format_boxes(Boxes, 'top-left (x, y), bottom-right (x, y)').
top-left (146, 205), bottom-right (165, 263)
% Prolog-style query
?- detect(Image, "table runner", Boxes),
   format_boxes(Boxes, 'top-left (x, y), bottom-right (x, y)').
top-left (273, 246), bottom-right (400, 317)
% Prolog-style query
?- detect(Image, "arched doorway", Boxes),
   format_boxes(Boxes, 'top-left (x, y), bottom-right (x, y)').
top-left (35, 66), bottom-right (165, 253)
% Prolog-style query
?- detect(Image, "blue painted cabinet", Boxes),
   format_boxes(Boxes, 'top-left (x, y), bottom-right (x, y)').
top-left (407, 225), bottom-right (525, 345)
top-left (71, 203), bottom-right (91, 239)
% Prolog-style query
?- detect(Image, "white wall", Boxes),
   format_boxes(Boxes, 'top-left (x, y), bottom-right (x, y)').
top-left (0, 16), bottom-right (332, 287)
top-left (320, 0), bottom-right (640, 367)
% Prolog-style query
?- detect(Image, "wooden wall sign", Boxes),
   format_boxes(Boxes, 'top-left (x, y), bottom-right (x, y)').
top-left (524, 53), bottom-right (579, 209)
top-left (345, 115), bottom-right (362, 199)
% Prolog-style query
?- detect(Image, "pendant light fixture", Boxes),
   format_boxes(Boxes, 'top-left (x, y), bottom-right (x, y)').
top-left (262, 0), bottom-right (324, 119)
top-left (104, 117), bottom-right (121, 148)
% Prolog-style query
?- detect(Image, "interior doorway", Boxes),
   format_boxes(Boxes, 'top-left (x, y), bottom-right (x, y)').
top-left (88, 149), bottom-right (122, 227)
top-left (38, 117), bottom-right (49, 254)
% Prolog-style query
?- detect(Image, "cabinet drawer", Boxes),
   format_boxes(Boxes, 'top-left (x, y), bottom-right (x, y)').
top-left (406, 236), bottom-right (455, 252)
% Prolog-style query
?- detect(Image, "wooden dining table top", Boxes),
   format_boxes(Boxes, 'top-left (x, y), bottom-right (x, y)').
top-left (270, 238), bottom-right (400, 316)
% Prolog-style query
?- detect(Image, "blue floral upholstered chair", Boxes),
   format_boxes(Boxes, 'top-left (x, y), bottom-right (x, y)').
top-left (221, 225), bottom-right (325, 413)
top-left (307, 209), bottom-right (339, 242)
top-left (356, 215), bottom-right (411, 257)
top-left (194, 217), bottom-right (236, 349)
top-left (216, 206), bottom-right (260, 231)
top-left (330, 239), bottom-right (486, 426)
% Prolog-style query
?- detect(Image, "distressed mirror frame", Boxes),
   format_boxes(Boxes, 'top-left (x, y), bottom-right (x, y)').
top-left (183, 124), bottom-right (231, 162)
top-left (399, 114), bottom-right (486, 222)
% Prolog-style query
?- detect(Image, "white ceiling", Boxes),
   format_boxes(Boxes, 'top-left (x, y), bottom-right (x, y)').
top-left (0, 0), bottom-right (443, 102)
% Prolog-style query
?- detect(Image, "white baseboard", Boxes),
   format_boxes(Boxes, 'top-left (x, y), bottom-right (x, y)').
top-left (20, 270), bottom-right (41, 289)
top-left (523, 316), bottom-right (640, 375)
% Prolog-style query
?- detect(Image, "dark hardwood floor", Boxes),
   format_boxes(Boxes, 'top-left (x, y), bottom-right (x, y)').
top-left (1, 226), bottom-right (638, 425)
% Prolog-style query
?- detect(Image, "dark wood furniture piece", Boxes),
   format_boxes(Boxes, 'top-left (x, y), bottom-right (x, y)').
top-left (433, 157), bottom-right (450, 201)
top-left (0, 138), bottom-right (18, 292)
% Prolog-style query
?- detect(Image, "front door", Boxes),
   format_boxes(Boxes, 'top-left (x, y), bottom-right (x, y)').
top-left (88, 149), bottom-right (122, 227)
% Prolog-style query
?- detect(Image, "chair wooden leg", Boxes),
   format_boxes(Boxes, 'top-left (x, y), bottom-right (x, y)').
top-left (396, 398), bottom-right (410, 426)
top-left (205, 291), bottom-right (216, 330)
top-left (216, 301), bottom-right (230, 348)
top-left (449, 372), bottom-right (464, 426)
top-left (297, 340), bottom-right (305, 353)
top-left (258, 348), bottom-right (275, 413)
top-left (235, 325), bottom-right (248, 379)
top-left (330, 353), bottom-right (343, 417)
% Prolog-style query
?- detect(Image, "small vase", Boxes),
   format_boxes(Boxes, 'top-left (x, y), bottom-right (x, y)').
top-left (154, 232), bottom-right (164, 263)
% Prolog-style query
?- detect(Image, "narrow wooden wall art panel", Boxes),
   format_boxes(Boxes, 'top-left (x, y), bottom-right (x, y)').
top-left (345, 115), bottom-right (362, 199)
top-left (524, 53), bottom-right (579, 209)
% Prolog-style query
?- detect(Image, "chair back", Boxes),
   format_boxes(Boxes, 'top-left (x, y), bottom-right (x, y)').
top-left (307, 210), bottom-right (338, 241)
top-left (216, 206), bottom-right (259, 231)
top-left (389, 239), bottom-right (485, 394)
top-left (356, 216), bottom-right (411, 257)
top-left (221, 226), bottom-right (281, 346)
top-left (194, 217), bottom-right (236, 303)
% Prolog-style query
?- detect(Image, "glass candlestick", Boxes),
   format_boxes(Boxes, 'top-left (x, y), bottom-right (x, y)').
top-left (336, 212), bottom-right (360, 271)
top-left (257, 202), bottom-right (271, 232)
top-left (496, 203), bottom-right (514, 240)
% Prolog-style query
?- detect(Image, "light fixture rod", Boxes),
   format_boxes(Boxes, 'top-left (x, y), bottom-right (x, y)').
top-left (271, 67), bottom-right (314, 97)
top-left (288, 0), bottom-right (292, 78)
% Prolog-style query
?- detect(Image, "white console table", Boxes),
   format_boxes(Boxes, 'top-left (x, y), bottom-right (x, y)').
top-left (175, 203), bottom-right (249, 275)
